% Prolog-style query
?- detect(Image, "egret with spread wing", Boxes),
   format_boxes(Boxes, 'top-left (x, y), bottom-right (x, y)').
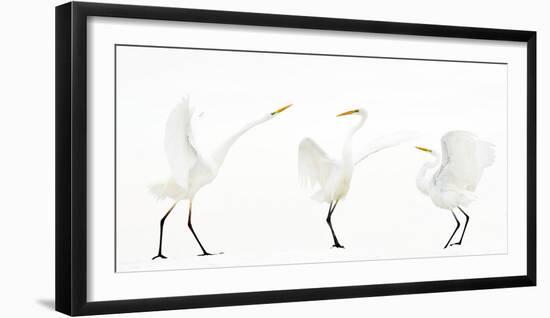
top-left (299, 108), bottom-right (411, 248)
top-left (415, 131), bottom-right (495, 248)
top-left (151, 96), bottom-right (292, 259)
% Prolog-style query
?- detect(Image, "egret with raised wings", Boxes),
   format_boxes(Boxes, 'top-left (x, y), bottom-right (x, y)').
top-left (415, 131), bottom-right (495, 248)
top-left (299, 108), bottom-right (410, 248)
top-left (151, 97), bottom-right (292, 259)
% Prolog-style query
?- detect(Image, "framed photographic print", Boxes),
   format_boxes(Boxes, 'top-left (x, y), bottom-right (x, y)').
top-left (55, 1), bottom-right (536, 316)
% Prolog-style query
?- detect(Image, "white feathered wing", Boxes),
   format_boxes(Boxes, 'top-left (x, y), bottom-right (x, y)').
top-left (298, 138), bottom-right (336, 201)
top-left (354, 131), bottom-right (419, 166)
top-left (434, 130), bottom-right (495, 206)
top-left (150, 96), bottom-right (199, 200)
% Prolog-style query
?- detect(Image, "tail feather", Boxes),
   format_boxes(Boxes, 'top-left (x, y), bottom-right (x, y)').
top-left (149, 182), bottom-right (168, 200)
top-left (149, 179), bottom-right (183, 201)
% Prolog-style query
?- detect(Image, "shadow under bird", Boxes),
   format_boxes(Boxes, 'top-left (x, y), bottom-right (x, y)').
top-left (150, 96), bottom-right (292, 259)
top-left (415, 131), bottom-right (495, 248)
top-left (299, 108), bottom-right (412, 248)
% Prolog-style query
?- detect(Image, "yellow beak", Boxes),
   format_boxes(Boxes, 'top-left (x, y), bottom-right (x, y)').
top-left (336, 109), bottom-right (360, 117)
top-left (271, 104), bottom-right (293, 115)
top-left (415, 146), bottom-right (433, 153)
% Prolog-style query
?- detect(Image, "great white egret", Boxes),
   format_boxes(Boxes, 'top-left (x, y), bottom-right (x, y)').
top-left (299, 108), bottom-right (410, 248)
top-left (415, 131), bottom-right (495, 248)
top-left (150, 96), bottom-right (292, 259)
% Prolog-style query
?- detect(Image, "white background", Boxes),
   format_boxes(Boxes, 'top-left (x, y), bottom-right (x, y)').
top-left (115, 43), bottom-right (509, 271)
top-left (0, 0), bottom-right (547, 317)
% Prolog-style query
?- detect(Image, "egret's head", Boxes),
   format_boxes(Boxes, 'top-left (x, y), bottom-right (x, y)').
top-left (336, 108), bottom-right (367, 118)
top-left (270, 103), bottom-right (293, 116)
top-left (415, 146), bottom-right (433, 153)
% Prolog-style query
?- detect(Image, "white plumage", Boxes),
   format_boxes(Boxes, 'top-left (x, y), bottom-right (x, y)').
top-left (151, 96), bottom-right (292, 259)
top-left (417, 131), bottom-right (495, 209)
top-left (416, 130), bottom-right (495, 248)
top-left (354, 130), bottom-right (418, 165)
top-left (298, 138), bottom-right (342, 202)
top-left (438, 131), bottom-right (495, 192)
top-left (150, 96), bottom-right (210, 200)
top-left (298, 108), bottom-right (413, 248)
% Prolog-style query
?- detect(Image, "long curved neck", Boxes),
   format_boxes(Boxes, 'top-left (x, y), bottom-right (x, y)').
top-left (342, 113), bottom-right (367, 162)
top-left (211, 113), bottom-right (271, 165)
top-left (416, 151), bottom-right (440, 194)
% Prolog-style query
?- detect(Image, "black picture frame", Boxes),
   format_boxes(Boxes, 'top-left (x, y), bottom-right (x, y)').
top-left (55, 1), bottom-right (536, 316)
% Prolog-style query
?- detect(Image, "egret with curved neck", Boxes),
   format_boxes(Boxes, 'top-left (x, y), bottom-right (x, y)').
top-left (299, 108), bottom-right (406, 248)
top-left (327, 109), bottom-right (367, 248)
top-left (415, 131), bottom-right (495, 248)
top-left (150, 97), bottom-right (292, 259)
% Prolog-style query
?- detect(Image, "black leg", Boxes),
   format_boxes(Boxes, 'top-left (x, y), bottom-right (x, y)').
top-left (152, 202), bottom-right (177, 260)
top-left (187, 200), bottom-right (213, 256)
top-left (451, 206), bottom-right (470, 246)
top-left (444, 209), bottom-right (460, 249)
top-left (326, 200), bottom-right (344, 248)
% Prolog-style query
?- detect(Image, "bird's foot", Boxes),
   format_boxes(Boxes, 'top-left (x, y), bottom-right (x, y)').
top-left (332, 244), bottom-right (345, 249)
top-left (198, 251), bottom-right (224, 256)
top-left (198, 252), bottom-right (213, 256)
top-left (152, 254), bottom-right (167, 260)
